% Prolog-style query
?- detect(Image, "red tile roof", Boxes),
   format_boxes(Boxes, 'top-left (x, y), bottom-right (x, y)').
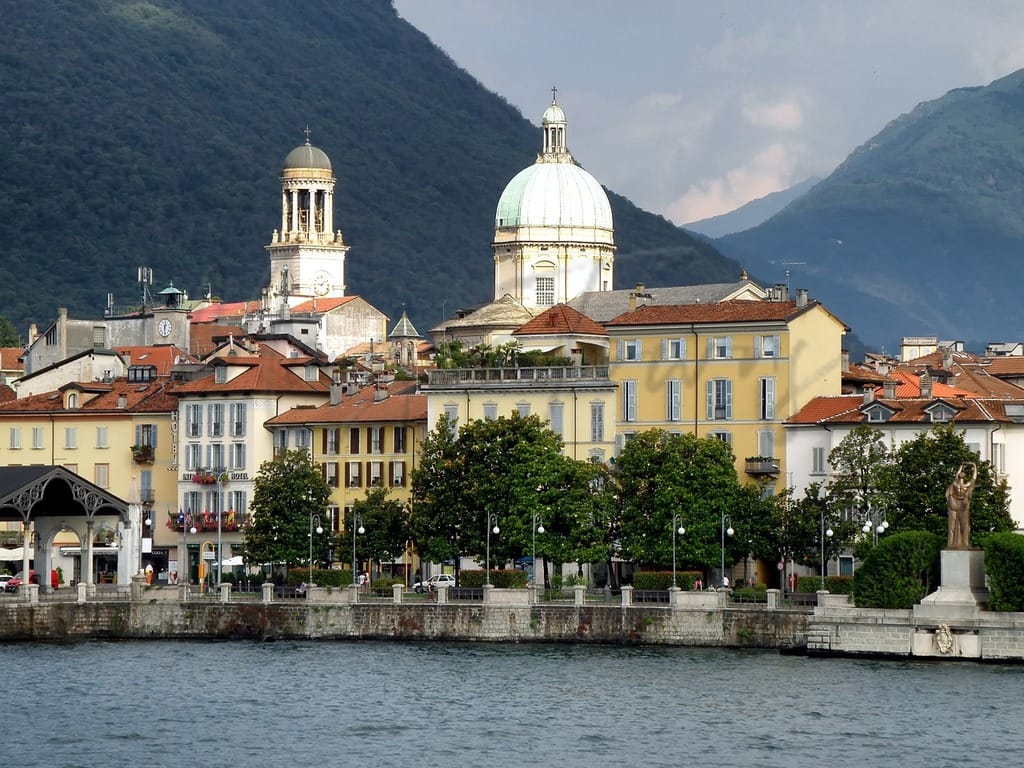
top-left (0, 347), bottom-right (24, 371)
top-left (787, 393), bottom-right (1022, 425)
top-left (266, 381), bottom-right (425, 425)
top-left (188, 301), bottom-right (261, 323)
top-left (115, 345), bottom-right (193, 375)
top-left (0, 378), bottom-right (178, 414)
top-left (605, 299), bottom-right (818, 326)
top-left (514, 304), bottom-right (608, 337)
top-left (289, 296), bottom-right (359, 314)
top-left (173, 346), bottom-right (330, 395)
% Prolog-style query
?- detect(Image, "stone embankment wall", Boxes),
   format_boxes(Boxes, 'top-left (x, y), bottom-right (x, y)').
top-left (0, 599), bottom-right (810, 647)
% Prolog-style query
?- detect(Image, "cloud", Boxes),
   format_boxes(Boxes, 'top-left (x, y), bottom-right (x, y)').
top-left (741, 95), bottom-right (804, 132)
top-left (665, 142), bottom-right (803, 223)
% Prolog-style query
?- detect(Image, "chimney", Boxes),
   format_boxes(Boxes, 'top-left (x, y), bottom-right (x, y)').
top-left (841, 349), bottom-right (850, 372)
top-left (883, 379), bottom-right (897, 399)
top-left (942, 349), bottom-right (953, 369)
top-left (629, 283), bottom-right (648, 311)
top-left (862, 385), bottom-right (875, 405)
top-left (330, 367), bottom-right (344, 406)
top-left (920, 371), bottom-right (933, 399)
top-left (795, 288), bottom-right (808, 308)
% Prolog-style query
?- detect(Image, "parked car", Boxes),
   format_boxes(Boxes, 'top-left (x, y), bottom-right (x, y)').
top-left (7, 570), bottom-right (38, 592)
top-left (0, 574), bottom-right (16, 593)
top-left (412, 574), bottom-right (456, 593)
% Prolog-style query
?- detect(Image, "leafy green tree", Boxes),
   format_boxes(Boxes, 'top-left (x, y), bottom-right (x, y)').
top-left (755, 484), bottom-right (856, 579)
top-left (410, 413), bottom-right (468, 571)
top-left (826, 424), bottom-right (890, 521)
top-left (614, 430), bottom-right (753, 574)
top-left (351, 487), bottom-right (409, 576)
top-left (243, 449), bottom-right (332, 569)
top-left (983, 532), bottom-right (1024, 611)
top-left (876, 424), bottom-right (1012, 541)
top-left (0, 316), bottom-right (19, 346)
top-left (853, 530), bottom-right (943, 608)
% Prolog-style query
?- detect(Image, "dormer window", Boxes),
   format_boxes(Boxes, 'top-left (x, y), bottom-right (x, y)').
top-left (304, 364), bottom-right (318, 382)
top-left (863, 404), bottom-right (894, 423)
top-left (67, 392), bottom-right (79, 409)
top-left (215, 367), bottom-right (227, 384)
top-left (927, 403), bottom-right (956, 423)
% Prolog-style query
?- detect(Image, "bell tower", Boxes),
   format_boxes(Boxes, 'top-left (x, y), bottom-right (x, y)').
top-left (265, 129), bottom-right (349, 311)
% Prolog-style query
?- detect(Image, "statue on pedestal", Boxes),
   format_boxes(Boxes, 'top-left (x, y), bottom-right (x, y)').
top-left (945, 462), bottom-right (977, 549)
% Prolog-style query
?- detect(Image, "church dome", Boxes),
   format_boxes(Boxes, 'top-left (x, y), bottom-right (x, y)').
top-left (495, 162), bottom-right (613, 233)
top-left (283, 141), bottom-right (332, 171)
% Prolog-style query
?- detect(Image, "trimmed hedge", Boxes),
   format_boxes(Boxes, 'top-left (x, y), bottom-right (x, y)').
top-left (984, 532), bottom-right (1024, 612)
top-left (287, 568), bottom-right (351, 588)
top-left (459, 569), bottom-right (528, 588)
top-left (797, 575), bottom-right (853, 594)
top-left (853, 531), bottom-right (943, 608)
top-left (732, 584), bottom-right (768, 602)
top-left (632, 570), bottom-right (703, 590)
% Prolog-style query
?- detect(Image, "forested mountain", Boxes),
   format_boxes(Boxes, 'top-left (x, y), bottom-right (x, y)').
top-left (718, 69), bottom-right (1024, 349)
top-left (0, 0), bottom-right (737, 340)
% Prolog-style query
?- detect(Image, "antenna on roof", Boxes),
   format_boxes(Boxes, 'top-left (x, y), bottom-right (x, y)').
top-left (781, 261), bottom-right (805, 292)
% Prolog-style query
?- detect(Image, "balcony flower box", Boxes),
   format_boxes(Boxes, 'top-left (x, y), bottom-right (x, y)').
top-left (131, 444), bottom-right (154, 464)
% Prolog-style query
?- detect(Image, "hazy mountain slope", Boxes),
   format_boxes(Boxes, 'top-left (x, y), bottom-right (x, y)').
top-left (683, 177), bottom-right (820, 238)
top-left (719, 70), bottom-right (1024, 348)
top-left (0, 0), bottom-right (737, 339)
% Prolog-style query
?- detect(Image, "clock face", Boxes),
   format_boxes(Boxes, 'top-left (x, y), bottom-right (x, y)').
top-left (158, 319), bottom-right (172, 337)
top-left (312, 270), bottom-right (331, 296)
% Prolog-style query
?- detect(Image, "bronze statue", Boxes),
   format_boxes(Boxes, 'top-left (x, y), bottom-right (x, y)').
top-left (945, 462), bottom-right (977, 549)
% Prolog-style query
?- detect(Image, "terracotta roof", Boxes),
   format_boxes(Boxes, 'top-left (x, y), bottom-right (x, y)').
top-left (514, 304), bottom-right (607, 337)
top-left (787, 393), bottom-right (1024, 425)
top-left (266, 381), bottom-right (425, 425)
top-left (843, 363), bottom-right (889, 385)
top-left (981, 357), bottom-right (1024, 376)
top-left (605, 299), bottom-right (818, 326)
top-left (190, 324), bottom-right (247, 358)
top-left (115, 345), bottom-right (193, 375)
top-left (0, 378), bottom-right (178, 414)
top-left (0, 348), bottom-right (24, 371)
top-left (173, 348), bottom-right (330, 395)
top-left (188, 301), bottom-right (261, 323)
top-left (568, 280), bottom-right (764, 323)
top-left (289, 296), bottom-right (358, 314)
top-left (886, 370), bottom-right (977, 399)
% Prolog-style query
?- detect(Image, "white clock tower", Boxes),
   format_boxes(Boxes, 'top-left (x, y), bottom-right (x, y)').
top-left (264, 130), bottom-right (349, 310)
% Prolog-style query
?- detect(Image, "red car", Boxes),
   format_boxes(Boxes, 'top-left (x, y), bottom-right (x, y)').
top-left (6, 570), bottom-right (57, 591)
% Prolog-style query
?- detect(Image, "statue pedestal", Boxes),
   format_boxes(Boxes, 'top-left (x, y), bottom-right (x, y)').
top-left (915, 549), bottom-right (988, 621)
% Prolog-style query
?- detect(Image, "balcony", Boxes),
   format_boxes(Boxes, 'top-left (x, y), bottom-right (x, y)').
top-left (131, 444), bottom-right (154, 464)
top-left (426, 365), bottom-right (610, 387)
top-left (745, 457), bottom-right (780, 476)
top-left (167, 510), bottom-right (248, 533)
top-left (140, 488), bottom-right (156, 507)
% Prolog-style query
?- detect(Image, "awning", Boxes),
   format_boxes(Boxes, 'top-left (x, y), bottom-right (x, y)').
top-left (0, 546), bottom-right (27, 560)
top-left (59, 546), bottom-right (119, 556)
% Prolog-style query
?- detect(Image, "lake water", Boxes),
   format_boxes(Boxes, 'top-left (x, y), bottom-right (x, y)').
top-left (3, 640), bottom-right (1022, 767)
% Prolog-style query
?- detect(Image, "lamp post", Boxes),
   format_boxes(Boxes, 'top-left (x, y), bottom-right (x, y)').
top-left (820, 510), bottom-right (834, 590)
top-left (720, 514), bottom-right (733, 588)
top-left (216, 475), bottom-right (225, 587)
top-left (671, 513), bottom-right (685, 589)
top-left (531, 512), bottom-right (545, 587)
top-left (309, 513), bottom-right (323, 586)
top-left (485, 513), bottom-right (499, 586)
top-left (351, 513), bottom-right (364, 586)
top-left (861, 505), bottom-right (888, 546)
top-left (188, 524), bottom-right (197, 585)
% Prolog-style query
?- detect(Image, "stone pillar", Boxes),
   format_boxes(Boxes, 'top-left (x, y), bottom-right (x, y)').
top-left (76, 582), bottom-right (87, 604)
top-left (482, 583), bottom-right (495, 604)
top-left (131, 573), bottom-right (147, 602)
top-left (528, 584), bottom-right (539, 605)
top-left (83, 520), bottom-right (95, 591)
top-left (668, 586), bottom-right (682, 608)
top-left (573, 584), bottom-right (586, 607)
top-left (349, 583), bottom-right (360, 603)
top-left (436, 585), bottom-right (449, 605)
top-left (281, 191), bottom-right (289, 234)
top-left (26, 583), bottom-right (39, 605)
top-left (220, 582), bottom-right (231, 603)
top-left (180, 584), bottom-right (190, 603)
top-left (290, 189), bottom-right (299, 233)
top-left (767, 588), bottom-right (780, 611)
top-left (392, 583), bottom-right (403, 604)
top-left (621, 585), bottom-right (633, 607)
top-left (816, 590), bottom-right (830, 608)
top-left (262, 582), bottom-right (274, 604)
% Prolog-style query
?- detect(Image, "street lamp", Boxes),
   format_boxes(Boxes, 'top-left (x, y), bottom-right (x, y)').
top-left (861, 505), bottom-right (888, 546)
top-left (531, 512), bottom-right (545, 587)
top-left (671, 513), bottom-right (685, 589)
top-left (820, 511), bottom-right (834, 590)
top-left (309, 513), bottom-right (323, 586)
top-left (720, 514), bottom-right (734, 588)
top-left (351, 513), bottom-right (364, 586)
top-left (485, 513), bottom-right (499, 586)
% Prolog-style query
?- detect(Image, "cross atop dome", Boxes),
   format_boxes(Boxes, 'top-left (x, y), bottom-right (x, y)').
top-left (303, 125), bottom-right (312, 144)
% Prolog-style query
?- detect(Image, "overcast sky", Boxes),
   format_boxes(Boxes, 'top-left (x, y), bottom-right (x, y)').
top-left (393, 1), bottom-right (1024, 224)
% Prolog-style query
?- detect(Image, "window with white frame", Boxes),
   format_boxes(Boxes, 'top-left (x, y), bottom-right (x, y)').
top-left (760, 377), bottom-right (776, 420)
top-left (622, 339), bottom-right (642, 361)
top-left (67, 392), bottom-right (78, 409)
top-left (666, 379), bottom-right (681, 422)
top-left (536, 276), bottom-right (555, 306)
top-left (215, 367), bottom-right (227, 384)
top-left (346, 461), bottom-right (361, 487)
top-left (187, 403), bottom-right (203, 437)
top-left (184, 491), bottom-right (201, 516)
top-left (136, 423), bottom-right (156, 448)
top-left (623, 380), bottom-right (638, 422)
top-left (812, 446), bottom-right (826, 474)
top-left (32, 427), bottom-right (43, 449)
top-left (207, 443), bottom-right (225, 471)
top-left (326, 428), bottom-right (341, 455)
top-left (9, 427), bottom-right (20, 450)
top-left (94, 463), bottom-right (109, 488)
top-left (369, 426), bottom-right (383, 454)
top-left (369, 461), bottom-right (384, 487)
top-left (549, 402), bottom-right (564, 437)
top-left (391, 460), bottom-right (406, 487)
top-left (394, 427), bottom-right (407, 453)
top-left (208, 403), bottom-right (224, 437)
top-left (96, 426), bottom-right (108, 448)
top-left (711, 430), bottom-right (732, 445)
top-left (483, 403), bottom-right (498, 421)
top-left (755, 335), bottom-right (781, 358)
top-left (443, 405), bottom-right (459, 433)
top-left (591, 402), bottom-right (605, 443)
top-left (708, 336), bottom-right (732, 360)
top-left (230, 403), bottom-right (246, 436)
top-left (706, 378), bottom-right (733, 420)
top-left (229, 491), bottom-right (247, 515)
top-left (516, 402), bottom-right (531, 418)
top-left (966, 442), bottom-right (981, 456)
top-left (186, 443), bottom-right (201, 470)
top-left (323, 462), bottom-right (339, 488)
top-left (758, 430), bottom-right (775, 459)
top-left (993, 442), bottom-right (1006, 474)
top-left (64, 427), bottom-right (77, 449)
top-left (229, 442), bottom-right (245, 470)
top-left (295, 428), bottom-right (310, 449)
top-left (663, 338), bottom-right (686, 360)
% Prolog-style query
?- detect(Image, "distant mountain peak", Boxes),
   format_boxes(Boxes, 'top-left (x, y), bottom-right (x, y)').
top-left (682, 177), bottom-right (820, 239)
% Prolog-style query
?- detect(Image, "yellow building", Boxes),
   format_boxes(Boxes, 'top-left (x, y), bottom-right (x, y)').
top-left (605, 290), bottom-right (847, 489)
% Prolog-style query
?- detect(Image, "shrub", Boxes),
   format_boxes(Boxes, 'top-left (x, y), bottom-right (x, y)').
top-left (632, 570), bottom-right (702, 590)
top-left (459, 569), bottom-right (528, 588)
top-left (796, 575), bottom-right (853, 594)
top-left (287, 567), bottom-right (349, 588)
top-left (853, 531), bottom-right (943, 608)
top-left (732, 584), bottom-right (768, 602)
top-left (984, 532), bottom-right (1024, 611)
